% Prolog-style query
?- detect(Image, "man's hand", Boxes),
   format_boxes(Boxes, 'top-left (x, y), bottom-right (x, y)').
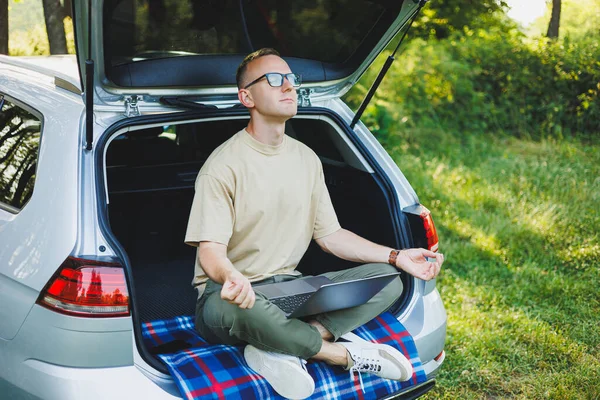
top-left (221, 270), bottom-right (256, 309)
top-left (395, 249), bottom-right (444, 281)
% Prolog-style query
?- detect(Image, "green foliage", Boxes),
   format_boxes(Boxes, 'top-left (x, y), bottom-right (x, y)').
top-left (8, 1), bottom-right (75, 56)
top-left (346, 29), bottom-right (600, 141)
top-left (412, 0), bottom-right (511, 39)
top-left (8, 24), bottom-right (50, 56)
top-left (378, 128), bottom-right (600, 399)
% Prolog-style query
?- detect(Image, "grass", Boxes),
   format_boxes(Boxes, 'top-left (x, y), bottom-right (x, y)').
top-left (381, 128), bottom-right (599, 399)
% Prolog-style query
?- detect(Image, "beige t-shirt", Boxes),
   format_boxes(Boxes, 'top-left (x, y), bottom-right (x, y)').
top-left (184, 128), bottom-right (341, 295)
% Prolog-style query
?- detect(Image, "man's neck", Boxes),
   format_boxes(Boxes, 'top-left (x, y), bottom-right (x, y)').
top-left (246, 118), bottom-right (286, 146)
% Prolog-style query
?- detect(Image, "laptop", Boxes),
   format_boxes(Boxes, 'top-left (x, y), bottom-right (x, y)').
top-left (253, 272), bottom-right (400, 318)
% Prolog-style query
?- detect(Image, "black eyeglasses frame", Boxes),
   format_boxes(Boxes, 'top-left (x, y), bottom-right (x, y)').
top-left (243, 72), bottom-right (302, 89)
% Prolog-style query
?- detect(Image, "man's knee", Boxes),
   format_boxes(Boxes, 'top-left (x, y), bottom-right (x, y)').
top-left (354, 263), bottom-right (403, 305)
top-left (375, 264), bottom-right (404, 304)
top-left (201, 293), bottom-right (272, 331)
top-left (379, 274), bottom-right (403, 310)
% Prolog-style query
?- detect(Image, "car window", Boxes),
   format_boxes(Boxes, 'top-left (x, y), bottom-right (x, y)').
top-left (104, 0), bottom-right (398, 66)
top-left (0, 96), bottom-right (42, 213)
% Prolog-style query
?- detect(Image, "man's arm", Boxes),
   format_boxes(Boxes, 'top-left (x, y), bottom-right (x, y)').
top-left (198, 241), bottom-right (256, 309)
top-left (315, 228), bottom-right (444, 281)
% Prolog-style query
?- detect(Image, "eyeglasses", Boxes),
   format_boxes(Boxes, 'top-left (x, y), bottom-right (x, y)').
top-left (244, 73), bottom-right (302, 89)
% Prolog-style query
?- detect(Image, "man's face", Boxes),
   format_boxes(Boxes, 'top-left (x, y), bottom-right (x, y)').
top-left (239, 55), bottom-right (298, 121)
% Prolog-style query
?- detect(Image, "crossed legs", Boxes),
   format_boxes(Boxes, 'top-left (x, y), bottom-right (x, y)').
top-left (196, 263), bottom-right (403, 362)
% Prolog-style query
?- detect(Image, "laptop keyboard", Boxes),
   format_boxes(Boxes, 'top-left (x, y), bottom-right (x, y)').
top-left (270, 292), bottom-right (313, 314)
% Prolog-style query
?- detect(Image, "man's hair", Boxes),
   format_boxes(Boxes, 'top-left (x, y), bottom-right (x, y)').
top-left (236, 48), bottom-right (280, 89)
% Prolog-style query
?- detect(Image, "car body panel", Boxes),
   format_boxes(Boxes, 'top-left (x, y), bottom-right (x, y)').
top-left (0, 360), bottom-right (181, 400)
top-left (0, 64), bottom-right (84, 339)
top-left (0, 55), bottom-right (81, 95)
top-left (403, 285), bottom-right (447, 363)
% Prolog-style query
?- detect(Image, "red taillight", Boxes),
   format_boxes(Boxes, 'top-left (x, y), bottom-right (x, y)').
top-left (420, 210), bottom-right (439, 252)
top-left (37, 257), bottom-right (130, 318)
top-left (434, 351), bottom-right (445, 363)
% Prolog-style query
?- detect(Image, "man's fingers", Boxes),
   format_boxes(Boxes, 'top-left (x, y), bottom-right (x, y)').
top-left (221, 280), bottom-right (243, 301)
top-left (422, 249), bottom-right (438, 258)
top-left (238, 285), bottom-right (252, 308)
top-left (240, 287), bottom-right (255, 309)
top-left (234, 280), bottom-right (250, 305)
top-left (427, 264), bottom-right (435, 280)
top-left (246, 289), bottom-right (256, 309)
top-left (433, 253), bottom-right (443, 277)
top-left (249, 290), bottom-right (256, 309)
top-left (419, 261), bottom-right (437, 281)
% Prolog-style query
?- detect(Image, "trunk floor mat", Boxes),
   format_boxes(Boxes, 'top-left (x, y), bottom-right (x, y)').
top-left (142, 312), bottom-right (427, 399)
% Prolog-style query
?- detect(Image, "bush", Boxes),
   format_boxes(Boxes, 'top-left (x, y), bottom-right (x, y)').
top-left (9, 17), bottom-right (76, 56)
top-left (346, 28), bottom-right (600, 141)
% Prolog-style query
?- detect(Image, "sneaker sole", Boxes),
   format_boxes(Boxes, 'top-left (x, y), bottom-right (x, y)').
top-left (377, 345), bottom-right (414, 381)
top-left (244, 346), bottom-right (315, 399)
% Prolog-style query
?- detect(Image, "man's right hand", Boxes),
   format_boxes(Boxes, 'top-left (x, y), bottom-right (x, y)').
top-left (221, 271), bottom-right (256, 309)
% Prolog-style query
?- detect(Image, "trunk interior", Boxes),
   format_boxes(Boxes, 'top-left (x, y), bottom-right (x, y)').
top-left (104, 114), bottom-right (401, 333)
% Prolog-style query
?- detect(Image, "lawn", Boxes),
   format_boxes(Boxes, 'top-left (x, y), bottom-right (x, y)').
top-left (383, 129), bottom-right (599, 399)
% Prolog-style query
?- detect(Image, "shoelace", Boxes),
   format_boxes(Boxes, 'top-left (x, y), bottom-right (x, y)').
top-left (348, 356), bottom-right (382, 393)
top-left (300, 358), bottom-right (309, 372)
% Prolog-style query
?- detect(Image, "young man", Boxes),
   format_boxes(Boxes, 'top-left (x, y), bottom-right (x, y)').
top-left (185, 48), bottom-right (444, 399)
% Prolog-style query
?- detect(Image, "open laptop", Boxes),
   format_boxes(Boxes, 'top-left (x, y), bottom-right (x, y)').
top-left (253, 272), bottom-right (400, 318)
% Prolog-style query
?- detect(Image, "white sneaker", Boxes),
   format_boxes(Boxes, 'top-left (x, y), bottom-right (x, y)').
top-left (339, 341), bottom-right (413, 382)
top-left (244, 345), bottom-right (315, 399)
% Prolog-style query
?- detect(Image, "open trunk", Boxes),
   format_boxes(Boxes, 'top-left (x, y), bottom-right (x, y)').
top-left (103, 111), bottom-right (409, 369)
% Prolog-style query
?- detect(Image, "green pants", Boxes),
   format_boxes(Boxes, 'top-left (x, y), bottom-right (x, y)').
top-left (195, 263), bottom-right (403, 360)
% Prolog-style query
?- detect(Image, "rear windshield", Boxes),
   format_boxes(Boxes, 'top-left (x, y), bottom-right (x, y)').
top-left (104, 0), bottom-right (401, 67)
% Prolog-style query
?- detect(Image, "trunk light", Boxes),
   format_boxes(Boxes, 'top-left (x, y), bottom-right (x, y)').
top-left (37, 257), bottom-right (130, 318)
top-left (420, 210), bottom-right (439, 252)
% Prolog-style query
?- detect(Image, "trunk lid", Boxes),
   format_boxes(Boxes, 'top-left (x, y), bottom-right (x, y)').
top-left (73, 0), bottom-right (423, 107)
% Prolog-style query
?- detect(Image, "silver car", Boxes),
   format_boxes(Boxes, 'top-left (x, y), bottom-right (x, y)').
top-left (0, 0), bottom-right (446, 398)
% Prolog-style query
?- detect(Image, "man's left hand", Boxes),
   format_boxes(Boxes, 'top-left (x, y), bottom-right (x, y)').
top-left (395, 249), bottom-right (444, 281)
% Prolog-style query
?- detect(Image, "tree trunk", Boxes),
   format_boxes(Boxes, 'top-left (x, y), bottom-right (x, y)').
top-left (546, 0), bottom-right (562, 39)
top-left (0, 0), bottom-right (8, 55)
top-left (42, 0), bottom-right (67, 54)
top-left (63, 0), bottom-right (73, 19)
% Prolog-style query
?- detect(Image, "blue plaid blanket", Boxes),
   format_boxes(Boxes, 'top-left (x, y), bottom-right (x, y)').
top-left (142, 313), bottom-right (427, 399)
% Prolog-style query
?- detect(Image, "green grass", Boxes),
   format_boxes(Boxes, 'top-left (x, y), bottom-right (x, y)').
top-left (382, 128), bottom-right (599, 399)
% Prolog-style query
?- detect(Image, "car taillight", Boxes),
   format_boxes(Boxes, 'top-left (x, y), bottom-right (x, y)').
top-left (37, 257), bottom-right (130, 318)
top-left (420, 209), bottom-right (439, 252)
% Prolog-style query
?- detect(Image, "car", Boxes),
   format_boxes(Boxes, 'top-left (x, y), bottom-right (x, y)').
top-left (0, 0), bottom-right (446, 398)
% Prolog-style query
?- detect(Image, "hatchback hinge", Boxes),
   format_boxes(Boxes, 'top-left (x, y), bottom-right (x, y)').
top-left (298, 88), bottom-right (313, 107)
top-left (124, 95), bottom-right (141, 117)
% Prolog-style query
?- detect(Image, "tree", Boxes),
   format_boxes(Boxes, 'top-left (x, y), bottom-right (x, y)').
top-left (546, 0), bottom-right (562, 38)
top-left (412, 0), bottom-right (510, 39)
top-left (63, 0), bottom-right (72, 18)
top-left (0, 0), bottom-right (7, 54)
top-left (42, 0), bottom-right (67, 54)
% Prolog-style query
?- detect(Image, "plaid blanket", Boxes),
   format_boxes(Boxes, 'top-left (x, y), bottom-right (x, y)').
top-left (142, 313), bottom-right (427, 399)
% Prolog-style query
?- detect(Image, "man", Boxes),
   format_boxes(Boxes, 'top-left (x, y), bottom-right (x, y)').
top-left (185, 48), bottom-right (444, 399)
